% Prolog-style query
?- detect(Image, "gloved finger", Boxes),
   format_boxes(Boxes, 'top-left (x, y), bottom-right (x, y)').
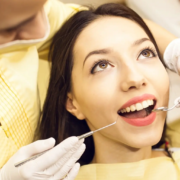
top-left (44, 139), bottom-right (84, 175)
top-left (164, 38), bottom-right (180, 74)
top-left (174, 97), bottom-right (180, 108)
top-left (164, 51), bottom-right (178, 73)
top-left (63, 163), bottom-right (80, 180)
top-left (15, 138), bottom-right (55, 162)
top-left (53, 143), bottom-right (86, 179)
top-left (23, 137), bottom-right (79, 174)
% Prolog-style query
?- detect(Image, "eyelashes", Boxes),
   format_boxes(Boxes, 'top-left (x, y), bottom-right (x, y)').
top-left (90, 46), bottom-right (158, 74)
top-left (90, 59), bottom-right (111, 74)
top-left (138, 46), bottom-right (158, 59)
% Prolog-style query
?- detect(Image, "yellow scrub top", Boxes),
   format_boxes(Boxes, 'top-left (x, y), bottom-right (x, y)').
top-left (75, 150), bottom-right (180, 180)
top-left (0, 0), bottom-right (83, 168)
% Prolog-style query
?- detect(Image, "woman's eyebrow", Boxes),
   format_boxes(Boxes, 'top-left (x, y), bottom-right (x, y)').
top-left (132, 37), bottom-right (151, 47)
top-left (83, 48), bottom-right (111, 67)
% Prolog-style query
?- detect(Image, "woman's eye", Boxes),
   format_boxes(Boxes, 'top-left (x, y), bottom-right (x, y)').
top-left (91, 61), bottom-right (112, 73)
top-left (138, 49), bottom-right (155, 60)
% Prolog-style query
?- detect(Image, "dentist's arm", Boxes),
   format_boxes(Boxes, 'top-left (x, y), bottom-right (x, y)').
top-left (0, 137), bottom-right (85, 180)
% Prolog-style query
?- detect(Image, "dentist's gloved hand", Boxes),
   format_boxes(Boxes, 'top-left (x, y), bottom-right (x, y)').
top-left (0, 137), bottom-right (85, 180)
top-left (164, 38), bottom-right (180, 75)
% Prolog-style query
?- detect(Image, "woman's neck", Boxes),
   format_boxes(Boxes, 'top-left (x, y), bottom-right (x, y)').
top-left (91, 133), bottom-right (154, 164)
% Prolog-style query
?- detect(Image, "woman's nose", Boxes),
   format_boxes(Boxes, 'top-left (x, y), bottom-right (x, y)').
top-left (120, 64), bottom-right (146, 92)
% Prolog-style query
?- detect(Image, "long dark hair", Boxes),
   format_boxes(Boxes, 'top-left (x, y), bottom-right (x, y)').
top-left (37, 3), bottom-right (166, 165)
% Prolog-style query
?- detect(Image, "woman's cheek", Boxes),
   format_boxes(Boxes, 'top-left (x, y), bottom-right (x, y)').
top-left (147, 62), bottom-right (169, 105)
top-left (154, 64), bottom-right (169, 93)
top-left (80, 71), bottom-right (118, 113)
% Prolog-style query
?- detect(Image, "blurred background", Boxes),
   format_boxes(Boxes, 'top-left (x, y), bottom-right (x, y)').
top-left (59, 0), bottom-right (180, 124)
top-left (60, 0), bottom-right (180, 37)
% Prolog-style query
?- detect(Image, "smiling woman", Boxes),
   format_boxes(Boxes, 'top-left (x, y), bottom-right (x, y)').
top-left (37, 3), bottom-right (180, 180)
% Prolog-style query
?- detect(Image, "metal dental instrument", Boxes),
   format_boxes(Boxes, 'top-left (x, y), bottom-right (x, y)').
top-left (152, 97), bottom-right (180, 112)
top-left (77, 120), bottom-right (117, 140)
top-left (15, 120), bottom-right (117, 167)
top-left (14, 149), bottom-right (50, 167)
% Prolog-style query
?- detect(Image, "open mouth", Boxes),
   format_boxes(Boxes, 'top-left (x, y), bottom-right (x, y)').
top-left (118, 99), bottom-right (156, 119)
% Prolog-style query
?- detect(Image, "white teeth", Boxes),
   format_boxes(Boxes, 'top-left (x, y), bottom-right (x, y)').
top-left (126, 107), bottom-right (130, 112)
top-left (130, 105), bottom-right (136, 112)
top-left (147, 100), bottom-right (152, 106)
top-left (136, 103), bottom-right (143, 111)
top-left (150, 100), bottom-right (154, 105)
top-left (119, 99), bottom-right (155, 114)
top-left (142, 100), bottom-right (148, 108)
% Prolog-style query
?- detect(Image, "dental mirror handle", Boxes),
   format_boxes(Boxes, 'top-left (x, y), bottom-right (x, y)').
top-left (152, 96), bottom-right (180, 112)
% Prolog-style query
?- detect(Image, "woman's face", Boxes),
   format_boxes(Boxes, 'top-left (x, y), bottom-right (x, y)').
top-left (68, 17), bottom-right (169, 148)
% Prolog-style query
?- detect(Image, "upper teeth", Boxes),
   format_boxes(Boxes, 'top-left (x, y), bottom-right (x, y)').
top-left (119, 99), bottom-right (154, 113)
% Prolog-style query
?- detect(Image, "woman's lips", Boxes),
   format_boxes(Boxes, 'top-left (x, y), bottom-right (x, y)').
top-left (117, 94), bottom-right (157, 126)
top-left (119, 94), bottom-right (156, 110)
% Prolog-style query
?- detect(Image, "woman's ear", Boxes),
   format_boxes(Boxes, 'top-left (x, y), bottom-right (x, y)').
top-left (66, 93), bottom-right (85, 120)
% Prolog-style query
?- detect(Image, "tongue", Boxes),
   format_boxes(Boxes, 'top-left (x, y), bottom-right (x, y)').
top-left (122, 109), bottom-right (147, 119)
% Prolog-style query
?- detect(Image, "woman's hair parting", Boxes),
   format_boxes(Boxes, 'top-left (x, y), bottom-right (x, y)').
top-left (37, 3), bottom-right (165, 165)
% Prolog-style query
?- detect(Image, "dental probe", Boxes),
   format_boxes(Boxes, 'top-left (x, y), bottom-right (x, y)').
top-left (77, 120), bottom-right (117, 140)
top-left (152, 97), bottom-right (180, 112)
top-left (15, 120), bottom-right (117, 167)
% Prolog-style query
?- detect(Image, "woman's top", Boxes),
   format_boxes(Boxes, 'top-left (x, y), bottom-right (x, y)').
top-left (0, 0), bottom-right (83, 168)
top-left (75, 149), bottom-right (180, 180)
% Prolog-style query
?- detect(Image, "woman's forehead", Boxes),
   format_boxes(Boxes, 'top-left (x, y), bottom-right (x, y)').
top-left (73, 16), bottom-right (148, 58)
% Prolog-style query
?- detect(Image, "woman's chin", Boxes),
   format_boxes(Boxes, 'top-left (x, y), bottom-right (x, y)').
top-left (127, 132), bottom-right (163, 149)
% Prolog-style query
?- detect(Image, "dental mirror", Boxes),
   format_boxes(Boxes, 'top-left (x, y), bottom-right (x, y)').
top-left (152, 97), bottom-right (180, 112)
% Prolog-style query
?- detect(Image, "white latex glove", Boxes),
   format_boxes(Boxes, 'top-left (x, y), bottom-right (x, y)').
top-left (174, 96), bottom-right (180, 108)
top-left (164, 38), bottom-right (180, 75)
top-left (0, 137), bottom-right (85, 180)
